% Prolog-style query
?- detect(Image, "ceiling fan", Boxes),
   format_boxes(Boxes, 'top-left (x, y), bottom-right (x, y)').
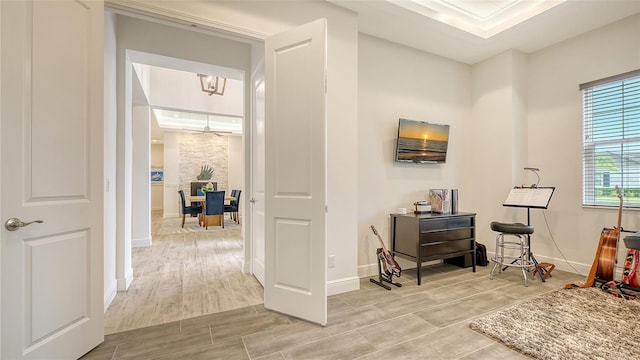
top-left (186, 115), bottom-right (231, 136)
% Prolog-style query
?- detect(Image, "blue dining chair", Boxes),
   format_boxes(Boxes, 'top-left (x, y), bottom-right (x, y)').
top-left (178, 189), bottom-right (202, 228)
top-left (224, 190), bottom-right (242, 224)
top-left (193, 188), bottom-right (205, 208)
top-left (204, 190), bottom-right (225, 229)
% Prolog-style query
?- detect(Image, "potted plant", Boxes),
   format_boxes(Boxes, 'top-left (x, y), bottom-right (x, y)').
top-left (196, 164), bottom-right (214, 181)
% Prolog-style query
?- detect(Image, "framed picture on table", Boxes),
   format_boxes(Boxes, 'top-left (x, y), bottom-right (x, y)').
top-left (429, 188), bottom-right (450, 213)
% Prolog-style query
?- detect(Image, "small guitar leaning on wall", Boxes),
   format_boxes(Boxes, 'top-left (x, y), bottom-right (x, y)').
top-left (602, 216), bottom-right (640, 300)
top-left (566, 186), bottom-right (623, 289)
top-left (600, 247), bottom-right (640, 300)
top-left (622, 249), bottom-right (640, 289)
top-left (370, 225), bottom-right (401, 277)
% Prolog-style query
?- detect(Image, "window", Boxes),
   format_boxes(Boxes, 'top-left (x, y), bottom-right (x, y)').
top-left (603, 172), bottom-right (610, 188)
top-left (582, 69), bottom-right (640, 206)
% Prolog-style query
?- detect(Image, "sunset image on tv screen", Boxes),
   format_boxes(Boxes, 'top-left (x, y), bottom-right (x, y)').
top-left (396, 118), bottom-right (450, 163)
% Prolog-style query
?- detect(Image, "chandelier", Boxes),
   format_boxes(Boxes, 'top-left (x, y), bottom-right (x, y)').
top-left (197, 73), bottom-right (227, 96)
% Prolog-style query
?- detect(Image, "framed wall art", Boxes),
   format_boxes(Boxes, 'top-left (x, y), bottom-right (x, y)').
top-left (151, 168), bottom-right (164, 184)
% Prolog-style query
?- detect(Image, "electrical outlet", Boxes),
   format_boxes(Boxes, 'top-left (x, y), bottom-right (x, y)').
top-left (328, 255), bottom-right (336, 268)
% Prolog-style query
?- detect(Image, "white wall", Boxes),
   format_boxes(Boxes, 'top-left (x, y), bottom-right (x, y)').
top-left (163, 132), bottom-right (180, 217)
top-left (151, 144), bottom-right (164, 166)
top-left (228, 135), bottom-right (244, 194)
top-left (467, 50), bottom-right (530, 253)
top-left (151, 144), bottom-right (164, 211)
top-left (524, 14), bottom-right (640, 274)
top-left (116, 52), bottom-right (134, 292)
top-left (357, 34), bottom-right (471, 274)
top-left (103, 10), bottom-right (118, 310)
top-left (131, 104), bottom-right (151, 247)
top-left (358, 15), bottom-right (640, 278)
top-left (324, 6), bottom-right (359, 292)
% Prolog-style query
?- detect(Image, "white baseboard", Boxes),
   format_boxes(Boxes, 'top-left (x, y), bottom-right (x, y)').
top-left (486, 251), bottom-right (592, 276)
top-left (117, 267), bottom-right (133, 291)
top-left (104, 280), bottom-right (117, 312)
top-left (358, 259), bottom-right (441, 279)
top-left (528, 253), bottom-right (590, 275)
top-left (327, 276), bottom-right (360, 296)
top-left (164, 212), bottom-right (179, 218)
top-left (132, 236), bottom-right (151, 248)
top-left (528, 253), bottom-right (630, 280)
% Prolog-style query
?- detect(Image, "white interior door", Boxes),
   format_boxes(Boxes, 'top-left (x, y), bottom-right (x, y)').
top-left (264, 19), bottom-right (327, 325)
top-left (251, 61), bottom-right (266, 286)
top-left (0, 1), bottom-right (104, 358)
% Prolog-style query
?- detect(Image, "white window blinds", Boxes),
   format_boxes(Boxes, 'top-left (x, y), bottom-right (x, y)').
top-left (582, 69), bottom-right (640, 206)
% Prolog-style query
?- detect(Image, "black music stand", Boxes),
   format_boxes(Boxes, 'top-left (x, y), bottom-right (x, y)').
top-left (503, 187), bottom-right (555, 282)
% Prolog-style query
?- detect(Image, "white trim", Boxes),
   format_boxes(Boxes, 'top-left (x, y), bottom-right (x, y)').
top-left (117, 267), bottom-right (133, 291)
top-left (327, 276), bottom-right (360, 296)
top-left (487, 251), bottom-right (589, 276)
top-left (358, 259), bottom-right (442, 278)
top-left (105, 0), bottom-right (268, 41)
top-left (132, 236), bottom-right (152, 247)
top-left (358, 263), bottom-right (380, 279)
top-left (104, 280), bottom-right (118, 312)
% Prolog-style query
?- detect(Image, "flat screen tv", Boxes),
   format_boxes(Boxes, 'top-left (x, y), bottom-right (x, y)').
top-left (395, 118), bottom-right (450, 164)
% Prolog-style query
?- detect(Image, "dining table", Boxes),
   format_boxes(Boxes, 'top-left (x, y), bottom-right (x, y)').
top-left (188, 195), bottom-right (235, 203)
top-left (188, 194), bottom-right (235, 227)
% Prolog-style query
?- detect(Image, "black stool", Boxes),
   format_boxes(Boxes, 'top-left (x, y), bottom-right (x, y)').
top-left (624, 232), bottom-right (640, 250)
top-left (489, 222), bottom-right (535, 286)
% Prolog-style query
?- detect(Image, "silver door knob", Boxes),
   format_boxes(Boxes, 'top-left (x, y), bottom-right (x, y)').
top-left (4, 218), bottom-right (43, 231)
top-left (249, 198), bottom-right (256, 203)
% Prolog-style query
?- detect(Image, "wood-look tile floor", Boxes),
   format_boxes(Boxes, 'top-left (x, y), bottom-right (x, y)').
top-left (85, 254), bottom-right (584, 360)
top-left (103, 211), bottom-right (260, 335)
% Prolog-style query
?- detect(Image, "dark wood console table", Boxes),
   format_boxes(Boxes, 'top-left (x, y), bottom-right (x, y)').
top-left (390, 212), bottom-right (476, 285)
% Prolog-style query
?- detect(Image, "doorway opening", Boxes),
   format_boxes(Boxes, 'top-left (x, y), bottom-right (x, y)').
top-left (106, 49), bottom-right (263, 334)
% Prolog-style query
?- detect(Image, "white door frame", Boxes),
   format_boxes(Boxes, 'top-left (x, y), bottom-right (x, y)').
top-left (115, 49), bottom-right (248, 291)
top-left (249, 58), bottom-right (266, 285)
top-left (104, 5), bottom-right (265, 301)
top-left (105, 4), bottom-right (330, 324)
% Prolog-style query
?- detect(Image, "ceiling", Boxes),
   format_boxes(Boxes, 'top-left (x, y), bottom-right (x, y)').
top-left (124, 0), bottom-right (640, 143)
top-left (329, 0), bottom-right (640, 64)
top-left (130, 63), bottom-right (244, 142)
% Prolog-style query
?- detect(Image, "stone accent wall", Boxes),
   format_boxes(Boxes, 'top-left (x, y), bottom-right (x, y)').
top-left (179, 133), bottom-right (229, 192)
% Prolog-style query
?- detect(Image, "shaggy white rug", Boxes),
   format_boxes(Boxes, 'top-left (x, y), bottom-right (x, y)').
top-left (469, 287), bottom-right (640, 360)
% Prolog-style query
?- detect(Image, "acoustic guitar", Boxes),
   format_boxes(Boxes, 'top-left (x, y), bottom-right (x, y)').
top-left (370, 225), bottom-right (401, 277)
top-left (596, 186), bottom-right (623, 282)
top-left (567, 186), bottom-right (623, 289)
top-left (601, 232), bottom-right (640, 300)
